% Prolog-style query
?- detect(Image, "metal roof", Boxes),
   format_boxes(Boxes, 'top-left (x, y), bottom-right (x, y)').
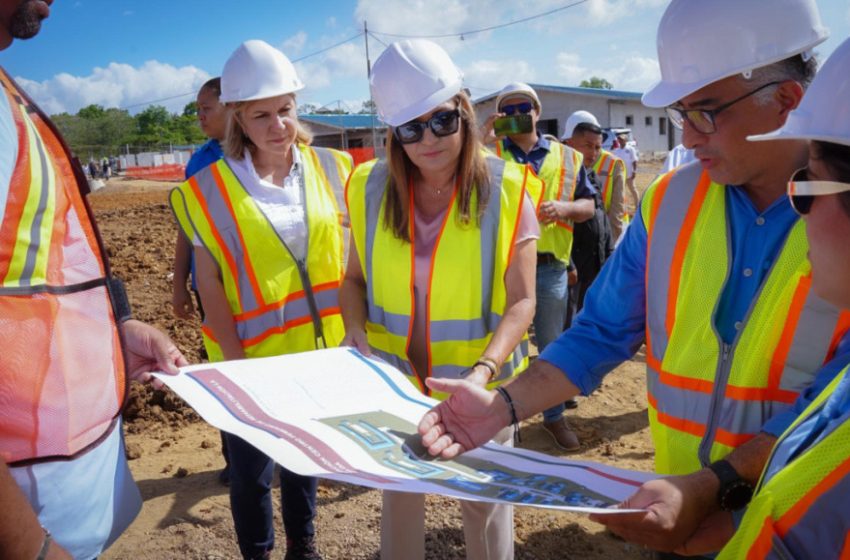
top-left (301, 114), bottom-right (387, 130)
top-left (474, 83), bottom-right (644, 104)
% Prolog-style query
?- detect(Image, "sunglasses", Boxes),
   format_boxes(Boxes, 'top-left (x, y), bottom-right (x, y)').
top-left (500, 101), bottom-right (534, 116)
top-left (787, 167), bottom-right (850, 215)
top-left (393, 109), bottom-right (461, 145)
top-left (666, 81), bottom-right (781, 135)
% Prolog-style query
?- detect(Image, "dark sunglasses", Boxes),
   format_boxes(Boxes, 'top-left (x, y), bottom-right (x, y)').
top-left (666, 81), bottom-right (781, 135)
top-left (500, 101), bottom-right (533, 116)
top-left (393, 109), bottom-right (461, 144)
top-left (787, 167), bottom-right (850, 215)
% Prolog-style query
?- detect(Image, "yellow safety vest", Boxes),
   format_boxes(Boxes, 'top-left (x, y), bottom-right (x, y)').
top-left (0, 67), bottom-right (126, 465)
top-left (169, 145), bottom-right (351, 361)
top-left (496, 139), bottom-right (582, 263)
top-left (592, 149), bottom-right (626, 214)
top-left (642, 163), bottom-right (850, 475)
top-left (346, 154), bottom-right (537, 398)
top-left (718, 364), bottom-right (850, 559)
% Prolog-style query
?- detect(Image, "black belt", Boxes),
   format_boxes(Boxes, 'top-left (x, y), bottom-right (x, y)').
top-left (536, 252), bottom-right (559, 265)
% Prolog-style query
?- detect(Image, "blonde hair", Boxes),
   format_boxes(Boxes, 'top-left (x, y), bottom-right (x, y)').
top-left (223, 95), bottom-right (312, 159)
top-left (383, 92), bottom-right (490, 241)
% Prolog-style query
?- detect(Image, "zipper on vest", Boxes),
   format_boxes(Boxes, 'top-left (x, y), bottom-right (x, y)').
top-left (699, 210), bottom-right (796, 466)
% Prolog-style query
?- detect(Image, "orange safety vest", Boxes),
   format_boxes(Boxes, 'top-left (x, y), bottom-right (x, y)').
top-left (0, 67), bottom-right (127, 466)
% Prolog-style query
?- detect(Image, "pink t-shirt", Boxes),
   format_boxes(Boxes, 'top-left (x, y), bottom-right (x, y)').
top-left (407, 195), bottom-right (539, 377)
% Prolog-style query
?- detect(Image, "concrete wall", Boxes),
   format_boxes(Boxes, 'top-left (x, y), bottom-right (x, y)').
top-left (475, 90), bottom-right (681, 156)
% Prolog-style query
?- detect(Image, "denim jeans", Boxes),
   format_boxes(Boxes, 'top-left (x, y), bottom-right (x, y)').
top-left (533, 260), bottom-right (570, 423)
top-left (225, 433), bottom-right (318, 559)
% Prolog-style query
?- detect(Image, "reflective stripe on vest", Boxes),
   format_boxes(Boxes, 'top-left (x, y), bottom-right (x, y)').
top-left (0, 67), bottom-right (126, 465)
top-left (641, 162), bottom-right (850, 475)
top-left (592, 150), bottom-right (625, 213)
top-left (496, 139), bottom-right (581, 263)
top-left (347, 155), bottom-right (533, 398)
top-left (169, 145), bottom-right (350, 360)
top-left (717, 365), bottom-right (850, 559)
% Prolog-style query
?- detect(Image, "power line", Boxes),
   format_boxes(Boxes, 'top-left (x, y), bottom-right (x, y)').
top-left (120, 32), bottom-right (364, 112)
top-left (367, 31), bottom-right (388, 48)
top-left (370, 0), bottom-right (590, 40)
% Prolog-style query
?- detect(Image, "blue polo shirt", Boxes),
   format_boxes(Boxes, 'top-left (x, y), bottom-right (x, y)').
top-left (184, 139), bottom-right (224, 289)
top-left (539, 176), bottom-right (850, 437)
top-left (502, 135), bottom-right (596, 200)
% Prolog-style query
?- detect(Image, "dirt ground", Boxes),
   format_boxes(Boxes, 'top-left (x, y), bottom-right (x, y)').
top-left (93, 162), bottom-right (664, 560)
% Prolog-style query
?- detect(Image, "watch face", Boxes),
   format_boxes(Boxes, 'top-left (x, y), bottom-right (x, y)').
top-left (722, 480), bottom-right (754, 511)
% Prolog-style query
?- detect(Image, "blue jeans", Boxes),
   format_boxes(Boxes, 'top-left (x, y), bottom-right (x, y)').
top-left (226, 433), bottom-right (318, 559)
top-left (533, 260), bottom-right (570, 423)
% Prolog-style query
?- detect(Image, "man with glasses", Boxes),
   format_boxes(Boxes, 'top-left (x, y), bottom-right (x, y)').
top-left (490, 82), bottom-right (595, 451)
top-left (418, 1), bottom-right (850, 557)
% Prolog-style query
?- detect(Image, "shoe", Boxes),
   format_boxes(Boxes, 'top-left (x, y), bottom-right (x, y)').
top-left (284, 536), bottom-right (323, 560)
top-left (542, 418), bottom-right (580, 451)
top-left (564, 398), bottom-right (579, 410)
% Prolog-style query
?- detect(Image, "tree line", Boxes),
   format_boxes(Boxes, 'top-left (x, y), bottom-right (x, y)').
top-left (52, 102), bottom-right (207, 160)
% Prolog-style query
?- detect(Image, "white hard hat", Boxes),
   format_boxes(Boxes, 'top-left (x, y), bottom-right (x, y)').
top-left (495, 82), bottom-right (541, 111)
top-left (220, 40), bottom-right (304, 103)
top-left (749, 37), bottom-right (850, 147)
top-left (370, 39), bottom-right (463, 127)
top-left (642, 0), bottom-right (829, 108)
top-left (562, 110), bottom-right (600, 140)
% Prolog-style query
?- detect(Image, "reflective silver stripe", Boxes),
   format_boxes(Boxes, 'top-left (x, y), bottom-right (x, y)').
top-left (429, 313), bottom-right (502, 343)
top-left (431, 364), bottom-right (468, 379)
top-left (648, 366), bottom-right (787, 438)
top-left (363, 161), bottom-right (388, 311)
top-left (498, 338), bottom-right (528, 381)
top-left (312, 147), bottom-right (348, 207)
top-left (372, 348), bottom-right (415, 377)
top-left (235, 287), bottom-right (339, 343)
top-left (559, 146), bottom-right (577, 202)
top-left (645, 163), bottom-right (704, 360)
top-left (777, 289), bottom-right (843, 393)
top-left (192, 164), bottom-right (260, 312)
top-left (479, 157), bottom-right (505, 332)
top-left (19, 116), bottom-right (51, 286)
top-left (366, 300), bottom-right (410, 338)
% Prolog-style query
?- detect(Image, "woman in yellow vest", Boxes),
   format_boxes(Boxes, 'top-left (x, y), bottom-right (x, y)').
top-left (340, 39), bottom-right (538, 560)
top-left (170, 40), bottom-right (351, 560)
top-left (674, 37), bottom-right (850, 559)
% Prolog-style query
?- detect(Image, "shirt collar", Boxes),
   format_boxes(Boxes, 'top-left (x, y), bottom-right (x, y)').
top-left (504, 134), bottom-right (550, 155)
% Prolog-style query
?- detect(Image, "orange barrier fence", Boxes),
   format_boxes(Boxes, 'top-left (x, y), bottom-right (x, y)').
top-left (346, 147), bottom-right (376, 166)
top-left (124, 163), bottom-right (186, 181)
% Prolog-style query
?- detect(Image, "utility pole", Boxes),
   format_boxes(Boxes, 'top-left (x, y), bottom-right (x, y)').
top-left (364, 20), bottom-right (379, 156)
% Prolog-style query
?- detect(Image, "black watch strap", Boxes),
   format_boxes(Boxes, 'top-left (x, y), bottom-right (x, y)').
top-left (708, 459), bottom-right (754, 511)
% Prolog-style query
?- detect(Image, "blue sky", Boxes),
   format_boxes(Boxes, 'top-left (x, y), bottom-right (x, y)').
top-left (4, 0), bottom-right (849, 116)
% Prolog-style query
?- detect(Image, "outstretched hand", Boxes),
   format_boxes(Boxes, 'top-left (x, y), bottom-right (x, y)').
top-left (122, 319), bottom-right (188, 389)
top-left (589, 470), bottom-right (718, 552)
top-left (417, 377), bottom-right (509, 459)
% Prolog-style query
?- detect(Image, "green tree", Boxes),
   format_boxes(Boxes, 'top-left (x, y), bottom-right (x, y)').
top-left (183, 101), bottom-right (199, 117)
top-left (358, 99), bottom-right (377, 114)
top-left (580, 76), bottom-right (614, 90)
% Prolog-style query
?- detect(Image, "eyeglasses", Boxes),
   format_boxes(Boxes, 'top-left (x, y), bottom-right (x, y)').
top-left (500, 101), bottom-right (534, 116)
top-left (393, 109), bottom-right (461, 145)
top-left (787, 167), bottom-right (850, 215)
top-left (666, 81), bottom-right (782, 135)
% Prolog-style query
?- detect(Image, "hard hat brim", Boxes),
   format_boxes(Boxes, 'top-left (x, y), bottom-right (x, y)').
top-left (642, 78), bottom-right (715, 109)
top-left (379, 80), bottom-right (462, 127)
top-left (219, 81), bottom-right (305, 104)
top-left (748, 128), bottom-right (850, 148)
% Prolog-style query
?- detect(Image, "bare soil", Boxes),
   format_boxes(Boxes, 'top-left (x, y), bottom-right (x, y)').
top-left (94, 165), bottom-right (662, 560)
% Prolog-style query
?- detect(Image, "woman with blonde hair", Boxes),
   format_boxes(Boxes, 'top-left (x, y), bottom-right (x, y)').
top-left (341, 39), bottom-right (539, 560)
top-left (170, 40), bottom-right (352, 560)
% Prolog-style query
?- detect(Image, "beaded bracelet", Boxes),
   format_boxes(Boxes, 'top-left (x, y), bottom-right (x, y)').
top-left (495, 386), bottom-right (521, 444)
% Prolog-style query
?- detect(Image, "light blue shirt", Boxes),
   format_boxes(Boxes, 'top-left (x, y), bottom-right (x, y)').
top-left (540, 177), bottom-right (850, 437)
top-left (185, 138), bottom-right (223, 179)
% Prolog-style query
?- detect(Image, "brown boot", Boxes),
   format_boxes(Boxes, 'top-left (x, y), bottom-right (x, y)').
top-left (542, 418), bottom-right (580, 451)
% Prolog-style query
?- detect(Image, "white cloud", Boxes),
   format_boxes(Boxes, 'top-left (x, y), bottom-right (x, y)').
top-left (17, 61), bottom-right (211, 115)
top-left (555, 52), bottom-right (587, 85)
top-left (282, 31), bottom-right (308, 55)
top-left (463, 58), bottom-right (536, 92)
top-left (295, 41), bottom-right (367, 92)
top-left (551, 52), bottom-right (659, 92)
top-left (585, 0), bottom-right (667, 26)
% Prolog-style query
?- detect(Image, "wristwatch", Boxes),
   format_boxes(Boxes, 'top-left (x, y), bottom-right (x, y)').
top-left (707, 459), bottom-right (754, 511)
